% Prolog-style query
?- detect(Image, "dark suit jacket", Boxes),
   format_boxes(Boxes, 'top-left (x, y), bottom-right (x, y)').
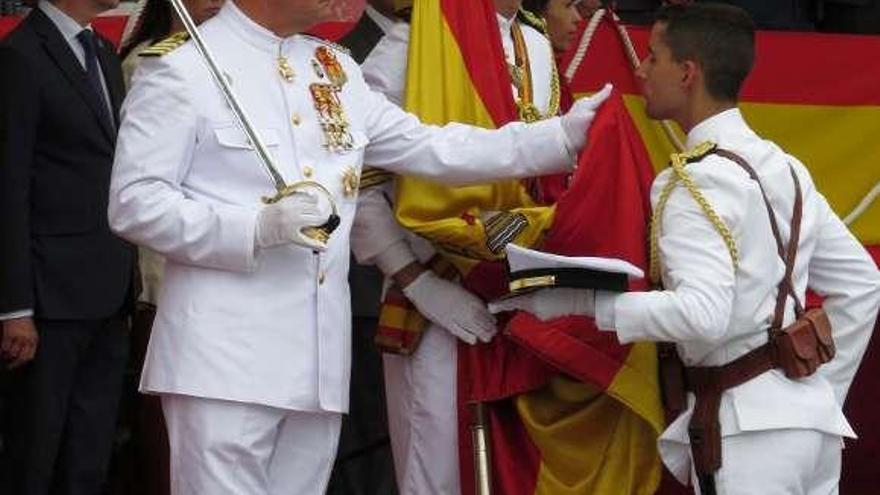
top-left (0, 9), bottom-right (135, 320)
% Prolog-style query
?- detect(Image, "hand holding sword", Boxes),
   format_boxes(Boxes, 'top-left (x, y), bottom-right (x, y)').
top-left (167, 0), bottom-right (341, 250)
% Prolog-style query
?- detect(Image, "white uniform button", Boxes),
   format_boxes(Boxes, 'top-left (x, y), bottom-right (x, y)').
top-left (303, 166), bottom-right (314, 178)
top-left (291, 113), bottom-right (301, 126)
top-left (318, 271), bottom-right (326, 284)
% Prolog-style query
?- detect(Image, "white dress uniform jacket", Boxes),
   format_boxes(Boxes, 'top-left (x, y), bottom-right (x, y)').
top-left (594, 108), bottom-right (880, 482)
top-left (109, 2), bottom-right (575, 415)
top-left (350, 17), bottom-right (558, 495)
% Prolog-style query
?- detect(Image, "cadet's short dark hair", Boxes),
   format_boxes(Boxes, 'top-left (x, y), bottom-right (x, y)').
top-left (655, 3), bottom-right (756, 102)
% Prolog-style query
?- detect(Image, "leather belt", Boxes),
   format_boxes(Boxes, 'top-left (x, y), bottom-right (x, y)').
top-left (684, 343), bottom-right (777, 495)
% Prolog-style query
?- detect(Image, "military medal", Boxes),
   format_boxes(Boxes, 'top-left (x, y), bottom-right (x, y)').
top-left (310, 83), bottom-right (354, 152)
top-left (309, 46), bottom-right (353, 153)
top-left (314, 46), bottom-right (347, 88)
top-left (341, 167), bottom-right (360, 197)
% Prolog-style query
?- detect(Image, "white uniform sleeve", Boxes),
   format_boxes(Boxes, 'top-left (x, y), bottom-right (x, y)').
top-left (596, 163), bottom-right (754, 344)
top-left (109, 57), bottom-right (258, 273)
top-left (351, 23), bottom-right (416, 276)
top-left (808, 193), bottom-right (880, 404)
top-left (351, 24), bottom-right (428, 276)
top-left (355, 42), bottom-right (574, 186)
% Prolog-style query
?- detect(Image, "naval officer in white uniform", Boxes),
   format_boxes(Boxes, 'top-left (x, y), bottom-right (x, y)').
top-left (108, 0), bottom-right (611, 492)
top-left (348, 3), bottom-right (578, 492)
top-left (491, 4), bottom-right (880, 494)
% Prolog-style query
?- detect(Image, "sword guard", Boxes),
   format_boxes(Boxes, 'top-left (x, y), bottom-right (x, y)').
top-left (262, 181), bottom-right (341, 246)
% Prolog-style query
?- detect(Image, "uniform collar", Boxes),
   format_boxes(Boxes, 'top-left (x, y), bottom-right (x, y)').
top-left (365, 5), bottom-right (397, 35)
top-left (685, 108), bottom-right (750, 149)
top-left (496, 11), bottom-right (517, 34)
top-left (221, 1), bottom-right (296, 53)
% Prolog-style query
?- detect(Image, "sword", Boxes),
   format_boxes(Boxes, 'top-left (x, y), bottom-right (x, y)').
top-left (471, 402), bottom-right (494, 495)
top-left (167, 0), bottom-right (341, 244)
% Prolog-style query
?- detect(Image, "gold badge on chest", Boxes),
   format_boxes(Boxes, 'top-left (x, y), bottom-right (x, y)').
top-left (341, 166), bottom-right (360, 198)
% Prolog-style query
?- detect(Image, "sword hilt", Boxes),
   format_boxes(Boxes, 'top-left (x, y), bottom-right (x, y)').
top-left (262, 181), bottom-right (341, 247)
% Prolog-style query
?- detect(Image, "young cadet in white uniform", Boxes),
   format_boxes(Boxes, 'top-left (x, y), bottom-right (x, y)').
top-left (107, 0), bottom-right (611, 492)
top-left (492, 4), bottom-right (880, 495)
top-left (348, 2), bottom-right (587, 492)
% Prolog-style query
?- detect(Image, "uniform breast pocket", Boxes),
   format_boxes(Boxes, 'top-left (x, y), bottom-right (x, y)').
top-left (213, 126), bottom-right (281, 150)
top-left (203, 126), bottom-right (284, 185)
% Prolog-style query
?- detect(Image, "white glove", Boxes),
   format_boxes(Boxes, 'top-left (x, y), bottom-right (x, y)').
top-left (488, 288), bottom-right (595, 321)
top-left (255, 191), bottom-right (333, 251)
top-left (560, 83), bottom-right (613, 153)
top-left (403, 271), bottom-right (497, 345)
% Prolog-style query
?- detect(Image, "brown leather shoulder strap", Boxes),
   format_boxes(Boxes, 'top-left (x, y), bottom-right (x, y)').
top-left (710, 149), bottom-right (805, 329)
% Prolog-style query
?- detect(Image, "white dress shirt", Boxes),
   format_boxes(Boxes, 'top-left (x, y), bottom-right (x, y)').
top-left (364, 4), bottom-right (398, 35)
top-left (594, 108), bottom-right (880, 481)
top-left (38, 1), bottom-right (113, 119)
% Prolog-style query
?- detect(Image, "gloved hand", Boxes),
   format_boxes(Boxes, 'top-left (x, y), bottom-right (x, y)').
top-left (403, 271), bottom-right (497, 345)
top-left (255, 191), bottom-right (333, 251)
top-left (560, 83), bottom-right (613, 153)
top-left (488, 288), bottom-right (595, 321)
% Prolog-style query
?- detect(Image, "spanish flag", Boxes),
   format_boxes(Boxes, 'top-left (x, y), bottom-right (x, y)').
top-left (561, 14), bottom-right (880, 247)
top-left (396, 1), bottom-right (665, 494)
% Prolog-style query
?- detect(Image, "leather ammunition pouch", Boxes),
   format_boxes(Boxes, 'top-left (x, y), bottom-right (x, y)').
top-left (773, 307), bottom-right (835, 379)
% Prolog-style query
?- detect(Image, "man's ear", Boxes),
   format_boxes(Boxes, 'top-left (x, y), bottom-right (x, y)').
top-left (680, 60), bottom-right (700, 91)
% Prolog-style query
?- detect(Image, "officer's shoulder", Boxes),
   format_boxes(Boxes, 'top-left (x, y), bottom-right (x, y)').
top-left (676, 143), bottom-right (757, 198)
top-left (139, 32), bottom-right (192, 58)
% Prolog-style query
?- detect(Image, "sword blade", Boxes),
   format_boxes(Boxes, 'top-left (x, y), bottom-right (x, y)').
top-left (167, 0), bottom-right (288, 193)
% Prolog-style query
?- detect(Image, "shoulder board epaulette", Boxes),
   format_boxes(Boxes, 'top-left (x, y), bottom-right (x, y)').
top-left (359, 167), bottom-right (394, 190)
top-left (518, 8), bottom-right (548, 35)
top-left (671, 141), bottom-right (717, 167)
top-left (139, 32), bottom-right (191, 57)
top-left (299, 34), bottom-right (351, 57)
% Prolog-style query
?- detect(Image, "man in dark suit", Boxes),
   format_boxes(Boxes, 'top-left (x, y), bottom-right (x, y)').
top-left (328, 2), bottom-right (400, 494)
top-left (0, 0), bottom-right (136, 493)
top-left (820, 0), bottom-right (880, 34)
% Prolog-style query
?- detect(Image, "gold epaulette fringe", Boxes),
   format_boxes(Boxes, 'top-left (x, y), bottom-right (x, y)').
top-left (139, 31), bottom-right (191, 57)
top-left (649, 141), bottom-right (740, 285)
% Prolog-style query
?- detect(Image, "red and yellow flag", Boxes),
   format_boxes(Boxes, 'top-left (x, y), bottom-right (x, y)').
top-left (561, 17), bottom-right (880, 247)
top-left (398, 1), bottom-right (665, 494)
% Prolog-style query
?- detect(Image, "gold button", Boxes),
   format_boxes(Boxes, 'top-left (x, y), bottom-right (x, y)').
top-left (291, 113), bottom-right (301, 126)
top-left (303, 166), bottom-right (314, 178)
top-left (318, 271), bottom-right (326, 284)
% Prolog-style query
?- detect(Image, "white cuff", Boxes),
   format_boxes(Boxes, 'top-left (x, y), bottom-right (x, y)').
top-left (373, 240), bottom-right (419, 277)
top-left (594, 291), bottom-right (617, 331)
top-left (554, 116), bottom-right (579, 166)
top-left (0, 309), bottom-right (34, 321)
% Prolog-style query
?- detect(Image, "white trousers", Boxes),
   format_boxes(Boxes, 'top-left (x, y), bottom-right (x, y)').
top-left (695, 429), bottom-right (841, 495)
top-left (384, 324), bottom-right (461, 495)
top-left (161, 394), bottom-right (342, 495)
